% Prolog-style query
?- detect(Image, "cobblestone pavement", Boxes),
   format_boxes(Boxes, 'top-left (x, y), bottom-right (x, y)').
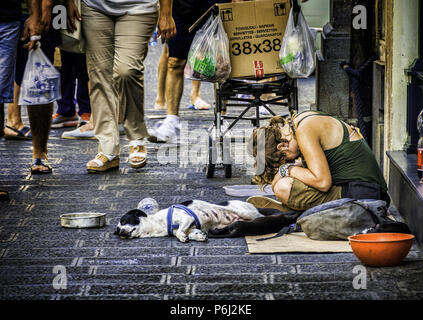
top-left (1, 44), bottom-right (422, 300)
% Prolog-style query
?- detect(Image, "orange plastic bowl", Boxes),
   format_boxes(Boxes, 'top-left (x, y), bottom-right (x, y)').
top-left (348, 233), bottom-right (415, 267)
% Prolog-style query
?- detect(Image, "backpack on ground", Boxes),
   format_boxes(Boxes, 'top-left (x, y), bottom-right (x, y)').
top-left (296, 198), bottom-right (391, 241)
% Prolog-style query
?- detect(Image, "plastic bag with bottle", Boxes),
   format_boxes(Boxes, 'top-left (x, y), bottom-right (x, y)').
top-left (137, 198), bottom-right (159, 215)
top-left (184, 15), bottom-right (231, 83)
top-left (19, 42), bottom-right (61, 105)
top-left (279, 8), bottom-right (316, 78)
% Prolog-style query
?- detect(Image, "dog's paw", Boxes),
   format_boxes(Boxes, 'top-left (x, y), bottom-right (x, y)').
top-left (189, 229), bottom-right (208, 242)
top-left (175, 231), bottom-right (189, 243)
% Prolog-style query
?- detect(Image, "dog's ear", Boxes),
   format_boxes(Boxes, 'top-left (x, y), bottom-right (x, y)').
top-left (126, 209), bottom-right (147, 218)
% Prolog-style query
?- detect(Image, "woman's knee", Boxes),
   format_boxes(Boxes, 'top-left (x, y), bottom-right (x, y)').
top-left (273, 177), bottom-right (294, 204)
top-left (113, 63), bottom-right (143, 83)
top-left (167, 57), bottom-right (186, 73)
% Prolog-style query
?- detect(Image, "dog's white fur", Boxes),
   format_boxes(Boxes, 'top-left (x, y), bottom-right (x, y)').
top-left (116, 200), bottom-right (263, 242)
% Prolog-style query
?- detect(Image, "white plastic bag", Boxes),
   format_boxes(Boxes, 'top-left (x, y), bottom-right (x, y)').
top-left (19, 43), bottom-right (61, 105)
top-left (279, 8), bottom-right (316, 78)
top-left (185, 15), bottom-right (231, 83)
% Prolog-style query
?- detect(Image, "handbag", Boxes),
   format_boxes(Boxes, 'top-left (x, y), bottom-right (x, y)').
top-left (59, 0), bottom-right (85, 54)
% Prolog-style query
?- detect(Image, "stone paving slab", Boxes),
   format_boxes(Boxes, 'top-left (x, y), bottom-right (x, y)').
top-left (1, 43), bottom-right (423, 301)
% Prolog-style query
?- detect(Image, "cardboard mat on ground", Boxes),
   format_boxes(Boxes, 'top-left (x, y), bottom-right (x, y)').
top-left (246, 232), bottom-right (353, 253)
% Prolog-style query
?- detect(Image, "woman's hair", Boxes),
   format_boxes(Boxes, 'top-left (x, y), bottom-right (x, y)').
top-left (247, 116), bottom-right (292, 187)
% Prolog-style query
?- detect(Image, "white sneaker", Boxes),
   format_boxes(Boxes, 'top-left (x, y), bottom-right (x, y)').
top-left (148, 118), bottom-right (180, 144)
top-left (62, 127), bottom-right (95, 140)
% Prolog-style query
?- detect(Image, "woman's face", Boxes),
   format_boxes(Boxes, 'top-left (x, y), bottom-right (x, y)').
top-left (276, 124), bottom-right (300, 161)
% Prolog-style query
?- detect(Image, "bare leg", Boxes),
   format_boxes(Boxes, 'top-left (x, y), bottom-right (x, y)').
top-left (190, 80), bottom-right (210, 109)
top-left (190, 80), bottom-right (201, 104)
top-left (165, 57), bottom-right (186, 116)
top-left (79, 114), bottom-right (94, 132)
top-left (27, 103), bottom-right (53, 171)
top-left (154, 45), bottom-right (169, 109)
top-left (4, 83), bottom-right (29, 136)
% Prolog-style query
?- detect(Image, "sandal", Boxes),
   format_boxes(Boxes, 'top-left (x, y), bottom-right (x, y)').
top-left (4, 125), bottom-right (32, 140)
top-left (188, 98), bottom-right (211, 110)
top-left (87, 153), bottom-right (120, 173)
top-left (0, 189), bottom-right (10, 201)
top-left (30, 158), bottom-right (52, 174)
top-left (128, 140), bottom-right (147, 169)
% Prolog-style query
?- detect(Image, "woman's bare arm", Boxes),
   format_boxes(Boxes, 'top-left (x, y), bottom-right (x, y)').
top-left (287, 120), bottom-right (332, 192)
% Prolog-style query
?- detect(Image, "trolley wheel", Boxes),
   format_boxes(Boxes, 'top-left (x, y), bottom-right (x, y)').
top-left (206, 163), bottom-right (215, 178)
top-left (206, 135), bottom-right (216, 178)
top-left (224, 164), bottom-right (232, 178)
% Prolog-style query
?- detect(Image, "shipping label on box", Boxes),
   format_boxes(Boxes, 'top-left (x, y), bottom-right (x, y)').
top-left (217, 0), bottom-right (291, 79)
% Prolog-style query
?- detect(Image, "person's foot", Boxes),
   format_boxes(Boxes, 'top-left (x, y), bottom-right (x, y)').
top-left (77, 113), bottom-right (91, 126)
top-left (148, 118), bottom-right (180, 144)
top-left (154, 101), bottom-right (166, 110)
top-left (0, 189), bottom-right (10, 201)
top-left (128, 140), bottom-right (147, 169)
top-left (30, 158), bottom-right (53, 174)
top-left (86, 153), bottom-right (120, 173)
top-left (4, 125), bottom-right (32, 140)
top-left (246, 196), bottom-right (292, 212)
top-left (62, 122), bottom-right (95, 140)
top-left (188, 97), bottom-right (211, 110)
top-left (51, 113), bottom-right (79, 128)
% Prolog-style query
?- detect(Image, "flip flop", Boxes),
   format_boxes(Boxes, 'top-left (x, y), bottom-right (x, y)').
top-left (188, 98), bottom-right (211, 110)
top-left (30, 158), bottom-right (53, 174)
top-left (0, 189), bottom-right (10, 201)
top-left (4, 125), bottom-right (32, 140)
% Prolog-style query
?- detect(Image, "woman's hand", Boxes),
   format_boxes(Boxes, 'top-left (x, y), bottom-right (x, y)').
top-left (158, 0), bottom-right (176, 43)
top-left (66, 0), bottom-right (82, 33)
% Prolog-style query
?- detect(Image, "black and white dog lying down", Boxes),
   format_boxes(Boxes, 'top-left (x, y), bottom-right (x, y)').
top-left (115, 199), bottom-right (301, 242)
top-left (115, 199), bottom-right (412, 242)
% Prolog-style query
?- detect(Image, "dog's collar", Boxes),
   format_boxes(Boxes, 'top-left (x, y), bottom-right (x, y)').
top-left (167, 204), bottom-right (202, 237)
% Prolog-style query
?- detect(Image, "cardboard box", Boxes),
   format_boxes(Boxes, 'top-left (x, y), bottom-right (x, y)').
top-left (216, 0), bottom-right (291, 79)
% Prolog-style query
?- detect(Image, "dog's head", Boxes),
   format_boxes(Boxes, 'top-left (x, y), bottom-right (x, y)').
top-left (114, 209), bottom-right (147, 239)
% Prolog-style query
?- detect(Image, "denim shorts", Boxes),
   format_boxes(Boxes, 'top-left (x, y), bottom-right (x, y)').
top-left (167, 13), bottom-right (196, 60)
top-left (0, 21), bottom-right (20, 103)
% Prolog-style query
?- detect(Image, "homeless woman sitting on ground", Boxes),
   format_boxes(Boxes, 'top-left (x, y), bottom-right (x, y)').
top-left (212, 111), bottom-right (390, 237)
top-left (248, 111), bottom-right (389, 212)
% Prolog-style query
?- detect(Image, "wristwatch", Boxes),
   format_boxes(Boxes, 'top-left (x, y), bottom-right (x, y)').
top-left (278, 163), bottom-right (295, 178)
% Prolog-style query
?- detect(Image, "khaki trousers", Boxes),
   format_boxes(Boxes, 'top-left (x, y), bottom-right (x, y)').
top-left (82, 3), bottom-right (157, 155)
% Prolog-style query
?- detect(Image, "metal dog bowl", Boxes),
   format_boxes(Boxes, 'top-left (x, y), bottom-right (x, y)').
top-left (60, 212), bottom-right (107, 228)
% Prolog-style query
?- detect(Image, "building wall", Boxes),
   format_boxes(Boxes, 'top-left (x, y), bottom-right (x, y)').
top-left (383, 0), bottom-right (420, 178)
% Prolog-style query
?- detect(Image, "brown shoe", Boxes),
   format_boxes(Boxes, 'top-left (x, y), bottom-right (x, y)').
top-left (246, 196), bottom-right (292, 212)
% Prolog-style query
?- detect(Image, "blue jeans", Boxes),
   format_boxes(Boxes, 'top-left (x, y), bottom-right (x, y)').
top-left (0, 21), bottom-right (20, 103)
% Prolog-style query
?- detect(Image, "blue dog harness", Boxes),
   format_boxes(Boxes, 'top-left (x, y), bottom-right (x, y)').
top-left (167, 204), bottom-right (202, 236)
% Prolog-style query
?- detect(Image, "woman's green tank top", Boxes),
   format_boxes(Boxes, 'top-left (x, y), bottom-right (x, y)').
top-left (296, 112), bottom-right (387, 192)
